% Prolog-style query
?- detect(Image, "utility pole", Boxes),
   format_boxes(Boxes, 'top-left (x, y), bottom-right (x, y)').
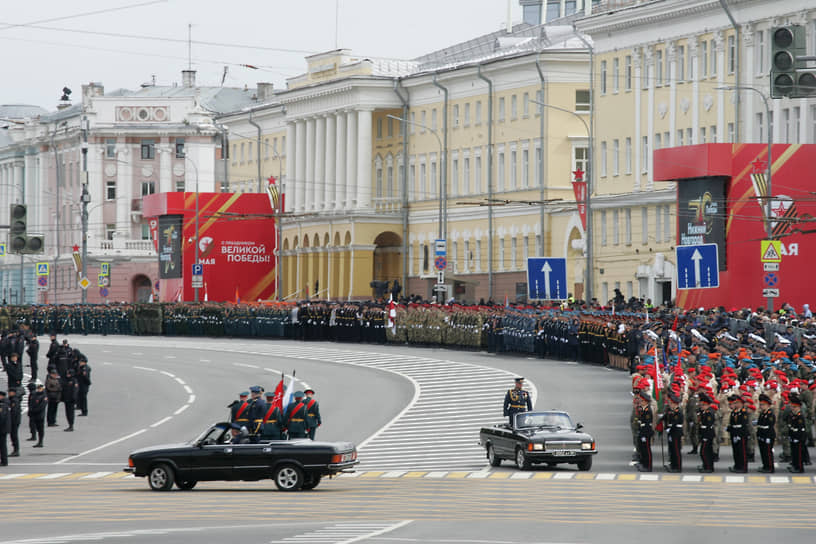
top-left (80, 116), bottom-right (90, 304)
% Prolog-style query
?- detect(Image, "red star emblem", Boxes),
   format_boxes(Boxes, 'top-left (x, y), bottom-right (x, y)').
top-left (71, 245), bottom-right (80, 252)
top-left (751, 159), bottom-right (767, 174)
top-left (572, 168), bottom-right (584, 182)
top-left (773, 201), bottom-right (788, 218)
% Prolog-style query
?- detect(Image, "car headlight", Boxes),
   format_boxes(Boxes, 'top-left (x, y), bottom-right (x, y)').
top-left (532, 443), bottom-right (544, 451)
top-left (581, 442), bottom-right (594, 450)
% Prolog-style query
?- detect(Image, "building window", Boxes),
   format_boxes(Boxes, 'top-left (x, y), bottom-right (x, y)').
top-left (140, 139), bottom-right (155, 159)
top-left (464, 103), bottom-right (471, 126)
top-left (141, 181), bottom-right (155, 196)
top-left (475, 155), bottom-right (482, 193)
top-left (643, 61), bottom-right (650, 90)
top-left (710, 125), bottom-right (717, 143)
top-left (140, 222), bottom-right (150, 240)
top-left (536, 90), bottom-right (544, 114)
top-left (625, 55), bottom-right (632, 90)
top-left (655, 133), bottom-right (662, 151)
top-left (728, 122), bottom-right (735, 143)
top-left (430, 159), bottom-right (437, 197)
top-left (511, 238), bottom-right (518, 269)
top-left (106, 180), bottom-right (116, 200)
top-left (641, 136), bottom-right (649, 173)
top-left (387, 117), bottom-right (394, 137)
top-left (573, 145), bottom-right (588, 175)
top-left (728, 35), bottom-right (736, 74)
top-left (375, 167), bottom-right (383, 198)
top-left (422, 244), bottom-right (429, 272)
top-left (625, 137), bottom-right (632, 174)
top-left (600, 210), bottom-right (607, 246)
top-left (248, 142), bottom-right (254, 163)
top-left (463, 157), bottom-right (470, 195)
top-left (497, 150), bottom-right (505, 192)
top-left (451, 158), bottom-right (459, 197)
top-left (641, 207), bottom-right (648, 244)
top-left (656, 205), bottom-right (663, 243)
top-left (686, 127), bottom-right (693, 144)
top-left (524, 236), bottom-right (529, 260)
top-left (523, 92), bottom-right (530, 117)
top-left (453, 104), bottom-right (460, 127)
top-left (106, 224), bottom-right (116, 241)
top-left (535, 234), bottom-right (542, 255)
top-left (755, 30), bottom-right (765, 74)
top-left (600, 141), bottom-right (607, 177)
top-left (464, 240), bottom-right (471, 271)
top-left (105, 138), bottom-right (116, 158)
top-left (783, 108), bottom-right (790, 143)
top-left (175, 179), bottom-right (185, 192)
top-left (420, 162), bottom-right (427, 199)
top-left (522, 148), bottom-right (529, 188)
top-left (409, 162), bottom-right (416, 199)
top-left (701, 40), bottom-right (708, 78)
top-left (376, 118), bottom-right (383, 139)
top-left (625, 208), bottom-right (632, 245)
top-left (499, 239), bottom-right (505, 271)
top-left (699, 126), bottom-right (707, 143)
top-left (710, 39), bottom-right (717, 76)
top-left (421, 111), bottom-right (426, 133)
top-left (678, 45), bottom-right (685, 81)
top-left (432, 109), bottom-right (439, 130)
top-left (600, 60), bottom-right (607, 94)
top-left (676, 130), bottom-right (684, 146)
top-left (510, 149), bottom-right (517, 190)
top-left (475, 240), bottom-right (482, 272)
top-left (232, 144), bottom-right (237, 165)
top-left (475, 101), bottom-right (482, 124)
top-left (612, 139), bottom-right (619, 176)
top-left (664, 204), bottom-right (671, 242)
top-left (655, 50), bottom-right (663, 86)
top-left (535, 144), bottom-right (541, 189)
top-left (175, 138), bottom-right (185, 158)
top-left (794, 106), bottom-right (801, 144)
top-left (498, 97), bottom-right (505, 122)
top-left (452, 240), bottom-right (458, 271)
top-left (511, 94), bottom-right (518, 120)
top-left (613, 209), bottom-right (620, 245)
top-left (410, 112), bottom-right (416, 134)
top-left (240, 142), bottom-right (245, 163)
top-left (575, 90), bottom-right (590, 112)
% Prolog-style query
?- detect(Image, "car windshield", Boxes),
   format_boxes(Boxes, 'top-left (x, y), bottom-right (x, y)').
top-left (515, 412), bottom-right (573, 429)
top-left (191, 425), bottom-right (229, 445)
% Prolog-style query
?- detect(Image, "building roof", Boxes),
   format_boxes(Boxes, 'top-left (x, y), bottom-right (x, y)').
top-left (0, 104), bottom-right (47, 121)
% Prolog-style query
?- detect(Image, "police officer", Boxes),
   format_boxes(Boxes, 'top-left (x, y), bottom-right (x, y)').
top-left (663, 393), bottom-right (684, 472)
top-left (228, 391), bottom-right (250, 424)
top-left (788, 394), bottom-right (807, 473)
top-left (0, 390), bottom-right (9, 466)
top-left (756, 393), bottom-right (775, 473)
top-left (76, 357), bottom-right (91, 416)
top-left (26, 334), bottom-right (39, 383)
top-left (727, 395), bottom-right (749, 473)
top-left (503, 377), bottom-right (532, 426)
top-left (698, 394), bottom-right (716, 473)
top-left (28, 380), bottom-right (46, 448)
top-left (5, 352), bottom-right (23, 390)
top-left (304, 388), bottom-right (321, 440)
top-left (45, 334), bottom-right (59, 372)
top-left (285, 391), bottom-right (309, 439)
top-left (260, 392), bottom-right (284, 441)
top-left (6, 388), bottom-right (21, 457)
top-left (636, 392), bottom-right (654, 472)
top-left (246, 386), bottom-right (267, 438)
top-left (45, 368), bottom-right (61, 427)
top-left (61, 368), bottom-right (78, 432)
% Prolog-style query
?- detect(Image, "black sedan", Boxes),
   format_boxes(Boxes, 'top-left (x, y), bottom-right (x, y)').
top-left (479, 411), bottom-right (597, 470)
top-left (125, 422), bottom-right (359, 491)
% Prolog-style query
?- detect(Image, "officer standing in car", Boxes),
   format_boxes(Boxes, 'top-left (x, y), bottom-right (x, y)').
top-left (285, 391), bottom-right (309, 439)
top-left (246, 386), bottom-right (267, 439)
top-left (304, 388), bottom-right (321, 440)
top-left (503, 377), bottom-right (532, 426)
top-left (260, 391), bottom-right (284, 440)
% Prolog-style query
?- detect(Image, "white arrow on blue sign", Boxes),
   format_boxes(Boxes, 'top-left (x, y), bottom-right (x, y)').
top-left (676, 243), bottom-right (719, 289)
top-left (527, 257), bottom-right (568, 300)
top-left (192, 263), bottom-right (203, 276)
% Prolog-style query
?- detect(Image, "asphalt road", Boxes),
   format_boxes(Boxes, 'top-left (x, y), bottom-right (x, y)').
top-left (1, 336), bottom-right (813, 544)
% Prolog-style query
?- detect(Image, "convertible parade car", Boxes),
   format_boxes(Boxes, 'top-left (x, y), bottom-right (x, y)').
top-left (479, 411), bottom-right (598, 470)
top-left (125, 422), bottom-right (359, 491)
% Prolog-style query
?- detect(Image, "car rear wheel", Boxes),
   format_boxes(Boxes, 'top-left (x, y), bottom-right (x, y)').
top-left (577, 456), bottom-right (593, 471)
top-left (273, 464), bottom-right (304, 491)
top-left (515, 448), bottom-right (531, 470)
top-left (301, 474), bottom-right (322, 490)
top-left (148, 463), bottom-right (174, 491)
top-left (487, 444), bottom-right (501, 467)
top-left (175, 479), bottom-right (197, 490)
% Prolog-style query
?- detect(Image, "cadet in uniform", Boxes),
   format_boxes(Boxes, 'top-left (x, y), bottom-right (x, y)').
top-left (636, 392), bottom-right (654, 472)
top-left (503, 377), bottom-right (532, 426)
top-left (756, 393), bottom-right (776, 473)
top-left (788, 394), bottom-right (807, 473)
top-left (285, 391), bottom-right (309, 439)
top-left (698, 394), bottom-right (716, 473)
top-left (229, 391), bottom-right (250, 424)
top-left (663, 393), bottom-right (684, 472)
top-left (727, 395), bottom-right (749, 473)
top-left (260, 392), bottom-right (284, 440)
top-left (304, 388), bottom-right (321, 440)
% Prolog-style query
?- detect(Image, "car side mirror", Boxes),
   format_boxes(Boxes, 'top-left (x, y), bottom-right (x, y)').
top-left (576, 423), bottom-right (583, 430)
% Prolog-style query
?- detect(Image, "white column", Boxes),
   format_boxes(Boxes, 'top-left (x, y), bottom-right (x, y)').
top-left (296, 119), bottom-right (307, 213)
top-left (345, 110), bottom-right (358, 210)
top-left (633, 49), bottom-right (642, 192)
top-left (325, 114), bottom-right (336, 210)
top-left (314, 115), bottom-right (325, 211)
top-left (285, 122), bottom-right (296, 212)
top-left (356, 108), bottom-right (373, 209)
top-left (335, 111), bottom-right (346, 209)
top-left (159, 138), bottom-right (172, 193)
top-left (646, 46), bottom-right (655, 190)
top-left (305, 117), bottom-right (316, 211)
top-left (116, 141), bottom-right (132, 237)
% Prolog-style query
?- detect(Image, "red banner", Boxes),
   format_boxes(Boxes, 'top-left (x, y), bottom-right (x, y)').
top-left (572, 180), bottom-right (587, 231)
top-left (148, 217), bottom-right (159, 252)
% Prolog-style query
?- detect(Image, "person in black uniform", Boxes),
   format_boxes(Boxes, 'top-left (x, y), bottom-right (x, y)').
top-left (0, 390), bottom-right (10, 465)
top-left (663, 393), bottom-right (684, 472)
top-left (229, 423), bottom-right (251, 444)
top-left (503, 378), bottom-right (532, 427)
top-left (61, 368), bottom-right (78, 432)
top-left (46, 334), bottom-right (59, 372)
top-left (228, 391), bottom-right (249, 423)
top-left (45, 368), bottom-right (61, 427)
top-left (697, 394), bottom-right (716, 473)
top-left (727, 395), bottom-right (749, 473)
top-left (6, 388), bottom-right (21, 457)
top-left (636, 392), bottom-right (653, 472)
top-left (756, 393), bottom-right (775, 473)
top-left (76, 358), bottom-right (91, 416)
top-left (245, 385), bottom-right (267, 439)
top-left (260, 391), bottom-right (284, 440)
top-left (26, 334), bottom-right (39, 383)
top-left (788, 394), bottom-right (807, 473)
top-left (304, 388), bottom-right (321, 440)
top-left (4, 352), bottom-right (23, 390)
top-left (285, 391), bottom-right (309, 439)
top-left (28, 381), bottom-right (46, 447)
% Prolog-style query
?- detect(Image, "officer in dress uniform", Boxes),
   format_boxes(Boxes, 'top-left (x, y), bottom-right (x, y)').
top-left (503, 378), bottom-right (532, 426)
top-left (285, 391), bottom-right (309, 439)
top-left (245, 386), bottom-right (267, 439)
top-left (756, 393), bottom-right (776, 473)
top-left (697, 394), bottom-right (716, 473)
top-left (788, 394), bottom-right (807, 473)
top-left (727, 395), bottom-right (749, 473)
top-left (260, 391), bottom-right (284, 440)
top-left (228, 391), bottom-right (250, 423)
top-left (304, 388), bottom-right (321, 440)
top-left (663, 393), bottom-right (684, 472)
top-left (636, 392), bottom-right (654, 472)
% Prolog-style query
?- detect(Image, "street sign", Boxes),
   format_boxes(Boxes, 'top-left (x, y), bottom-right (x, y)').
top-left (762, 288), bottom-right (780, 298)
top-left (760, 240), bottom-right (782, 263)
top-left (763, 262), bottom-right (780, 272)
top-left (37, 276), bottom-right (48, 291)
top-left (100, 262), bottom-right (110, 276)
top-left (527, 257), bottom-right (567, 300)
top-left (434, 256), bottom-right (447, 271)
top-left (79, 277), bottom-right (90, 290)
top-left (676, 243), bottom-right (719, 289)
top-left (0, 242), bottom-right (5, 257)
top-left (763, 272), bottom-right (779, 287)
top-left (192, 263), bottom-right (204, 276)
top-left (191, 276), bottom-right (203, 288)
top-left (100, 287), bottom-right (109, 298)
top-left (98, 274), bottom-right (109, 287)
top-left (36, 262), bottom-right (49, 276)
top-left (437, 271), bottom-right (445, 284)
top-left (434, 239), bottom-right (446, 256)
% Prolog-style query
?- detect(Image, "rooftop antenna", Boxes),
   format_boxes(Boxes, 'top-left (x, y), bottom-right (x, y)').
top-left (187, 22), bottom-right (192, 70)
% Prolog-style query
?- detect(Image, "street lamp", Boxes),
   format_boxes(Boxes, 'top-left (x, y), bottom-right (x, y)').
top-left (80, 116), bottom-right (90, 304)
top-left (531, 98), bottom-right (592, 303)
top-left (387, 114), bottom-right (447, 302)
top-left (184, 156), bottom-right (201, 303)
top-left (717, 85), bottom-right (773, 311)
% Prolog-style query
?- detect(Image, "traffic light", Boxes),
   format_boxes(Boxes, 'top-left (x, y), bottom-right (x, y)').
top-left (770, 25), bottom-right (815, 99)
top-left (6, 204), bottom-right (44, 254)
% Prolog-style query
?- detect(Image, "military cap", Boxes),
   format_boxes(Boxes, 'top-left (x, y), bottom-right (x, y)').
top-left (789, 394), bottom-right (802, 406)
top-left (264, 391), bottom-right (276, 399)
top-left (249, 385), bottom-right (261, 393)
top-left (758, 393), bottom-right (771, 404)
top-left (293, 390), bottom-right (304, 398)
top-left (229, 422), bottom-right (243, 430)
top-left (239, 391), bottom-right (249, 398)
top-left (304, 388), bottom-right (315, 394)
top-left (514, 377), bottom-right (524, 382)
top-left (698, 393), bottom-right (712, 404)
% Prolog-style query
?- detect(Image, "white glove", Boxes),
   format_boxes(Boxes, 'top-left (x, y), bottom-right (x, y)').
top-left (766, 438), bottom-right (772, 444)
top-left (641, 437), bottom-right (647, 442)
top-left (733, 436), bottom-right (740, 442)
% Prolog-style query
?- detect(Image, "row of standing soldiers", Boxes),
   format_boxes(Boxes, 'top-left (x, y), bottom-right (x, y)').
top-left (228, 386), bottom-right (322, 441)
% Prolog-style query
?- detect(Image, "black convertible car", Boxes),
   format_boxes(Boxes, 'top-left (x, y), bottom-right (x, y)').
top-left (479, 411), bottom-right (597, 470)
top-left (125, 422), bottom-right (359, 491)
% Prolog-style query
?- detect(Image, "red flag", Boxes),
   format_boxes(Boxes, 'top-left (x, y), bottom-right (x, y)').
top-left (387, 295), bottom-right (397, 333)
top-left (272, 376), bottom-right (285, 413)
top-left (671, 315), bottom-right (678, 331)
top-left (572, 179), bottom-right (587, 230)
top-left (235, 286), bottom-right (241, 303)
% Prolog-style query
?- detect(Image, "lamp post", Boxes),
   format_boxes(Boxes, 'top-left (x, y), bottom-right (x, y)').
top-left (531, 99), bottom-right (592, 302)
top-left (387, 114), bottom-right (446, 302)
top-left (717, 85), bottom-right (773, 311)
top-left (185, 156), bottom-right (200, 303)
top-left (80, 116), bottom-right (90, 304)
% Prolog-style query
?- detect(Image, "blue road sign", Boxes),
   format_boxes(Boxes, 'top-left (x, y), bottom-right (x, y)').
top-left (527, 257), bottom-right (567, 300)
top-left (676, 243), bottom-right (719, 289)
top-left (434, 239), bottom-right (446, 257)
top-left (192, 263), bottom-right (203, 276)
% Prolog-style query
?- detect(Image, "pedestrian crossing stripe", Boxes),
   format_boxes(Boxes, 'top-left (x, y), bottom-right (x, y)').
top-left (0, 471), bottom-right (813, 484)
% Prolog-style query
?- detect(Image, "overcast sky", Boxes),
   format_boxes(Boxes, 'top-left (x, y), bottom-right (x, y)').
top-left (0, 0), bottom-right (524, 110)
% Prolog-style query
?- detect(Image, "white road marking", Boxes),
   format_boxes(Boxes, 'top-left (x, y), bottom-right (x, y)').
top-left (200, 359), bottom-right (211, 362)
top-left (596, 473), bottom-right (616, 480)
top-left (184, 385), bottom-right (193, 394)
top-left (174, 404), bottom-right (190, 415)
top-left (55, 429), bottom-right (147, 464)
top-left (80, 472), bottom-right (113, 479)
top-left (188, 394), bottom-right (196, 404)
top-left (0, 474), bottom-right (25, 480)
top-left (175, 377), bottom-right (186, 385)
top-left (102, 362), bottom-right (113, 366)
top-left (271, 521), bottom-right (413, 544)
top-left (160, 370), bottom-right (175, 378)
top-left (164, 355), bottom-right (176, 359)
top-left (132, 366), bottom-right (156, 372)
top-left (150, 417), bottom-right (172, 428)
top-left (37, 473), bottom-right (71, 480)
top-left (234, 362), bottom-right (259, 369)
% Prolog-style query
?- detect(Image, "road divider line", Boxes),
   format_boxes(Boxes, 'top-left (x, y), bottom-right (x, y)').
top-left (174, 404), bottom-right (190, 415)
top-left (175, 377), bottom-right (186, 385)
top-left (150, 416), bottom-right (172, 428)
top-left (338, 520), bottom-right (413, 544)
top-left (55, 429), bottom-right (147, 464)
top-left (188, 394), bottom-right (196, 404)
top-left (80, 472), bottom-right (113, 479)
top-left (160, 370), bottom-right (175, 378)
top-left (184, 385), bottom-right (193, 394)
top-left (233, 363), bottom-right (259, 369)
top-left (132, 366), bottom-right (156, 372)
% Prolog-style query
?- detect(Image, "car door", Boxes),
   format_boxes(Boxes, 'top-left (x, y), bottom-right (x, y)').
top-left (492, 424), bottom-right (515, 457)
top-left (231, 443), bottom-right (273, 480)
top-left (185, 443), bottom-right (235, 481)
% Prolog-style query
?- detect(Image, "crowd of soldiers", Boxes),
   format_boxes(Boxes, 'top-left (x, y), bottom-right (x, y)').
top-left (0, 325), bottom-right (92, 466)
top-left (226, 385), bottom-right (322, 443)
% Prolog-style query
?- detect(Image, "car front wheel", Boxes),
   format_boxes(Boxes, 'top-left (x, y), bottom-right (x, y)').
top-left (273, 464), bottom-right (304, 491)
top-left (148, 463), bottom-right (175, 491)
top-left (175, 479), bottom-right (197, 490)
top-left (515, 448), bottom-right (531, 470)
top-left (577, 456), bottom-right (593, 471)
top-left (487, 444), bottom-right (501, 467)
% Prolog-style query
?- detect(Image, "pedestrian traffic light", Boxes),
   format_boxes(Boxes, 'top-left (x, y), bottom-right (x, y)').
top-left (6, 204), bottom-right (44, 254)
top-left (770, 25), bottom-right (814, 99)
